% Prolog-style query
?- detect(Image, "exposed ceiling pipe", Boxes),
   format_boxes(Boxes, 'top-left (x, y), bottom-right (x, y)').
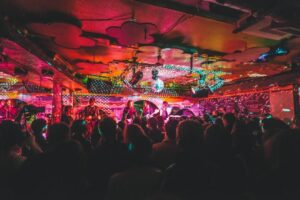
top-left (135, 0), bottom-right (236, 23)
top-left (204, 0), bottom-right (255, 33)
top-left (204, 0), bottom-right (252, 13)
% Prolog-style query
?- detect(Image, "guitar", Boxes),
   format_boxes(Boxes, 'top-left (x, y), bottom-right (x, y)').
top-left (143, 109), bottom-right (160, 119)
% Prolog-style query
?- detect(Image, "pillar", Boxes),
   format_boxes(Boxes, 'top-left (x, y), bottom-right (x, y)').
top-left (52, 80), bottom-right (62, 123)
top-left (293, 84), bottom-right (300, 122)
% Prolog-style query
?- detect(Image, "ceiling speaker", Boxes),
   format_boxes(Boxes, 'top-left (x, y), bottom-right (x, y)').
top-left (41, 69), bottom-right (54, 77)
top-left (14, 67), bottom-right (28, 76)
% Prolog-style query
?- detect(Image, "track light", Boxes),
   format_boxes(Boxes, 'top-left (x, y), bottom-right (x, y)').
top-left (129, 71), bottom-right (143, 86)
top-left (191, 86), bottom-right (210, 98)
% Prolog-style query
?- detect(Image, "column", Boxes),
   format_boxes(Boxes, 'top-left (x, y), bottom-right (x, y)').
top-left (293, 84), bottom-right (300, 122)
top-left (52, 80), bottom-right (62, 123)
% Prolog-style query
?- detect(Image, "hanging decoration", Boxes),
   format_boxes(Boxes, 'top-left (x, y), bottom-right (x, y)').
top-left (152, 78), bottom-right (164, 93)
top-left (106, 21), bottom-right (158, 46)
top-left (151, 68), bottom-right (164, 92)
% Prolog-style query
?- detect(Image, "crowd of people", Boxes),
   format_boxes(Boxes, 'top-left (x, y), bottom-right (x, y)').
top-left (1, 101), bottom-right (300, 200)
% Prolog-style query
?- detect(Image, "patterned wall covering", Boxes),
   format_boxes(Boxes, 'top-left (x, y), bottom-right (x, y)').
top-left (198, 92), bottom-right (270, 116)
top-left (62, 91), bottom-right (270, 120)
top-left (1, 91), bottom-right (271, 121)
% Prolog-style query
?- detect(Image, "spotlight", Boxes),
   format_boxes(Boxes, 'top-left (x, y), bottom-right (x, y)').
top-left (14, 67), bottom-right (28, 76)
top-left (129, 71), bottom-right (143, 86)
top-left (42, 69), bottom-right (54, 77)
top-left (152, 78), bottom-right (164, 93)
top-left (152, 69), bottom-right (158, 80)
top-left (191, 86), bottom-right (210, 98)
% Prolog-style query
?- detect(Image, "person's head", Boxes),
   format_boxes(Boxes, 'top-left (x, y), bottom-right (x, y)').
top-left (212, 110), bottom-right (218, 117)
top-left (71, 120), bottom-right (88, 138)
top-left (162, 101), bottom-right (168, 108)
top-left (124, 124), bottom-right (152, 163)
top-left (262, 117), bottom-right (289, 134)
top-left (89, 97), bottom-right (95, 106)
top-left (64, 106), bottom-right (73, 115)
top-left (118, 121), bottom-right (125, 130)
top-left (99, 117), bottom-right (117, 143)
top-left (31, 118), bottom-right (47, 136)
top-left (147, 117), bottom-right (158, 130)
top-left (205, 124), bottom-right (231, 156)
top-left (219, 107), bottom-right (226, 114)
top-left (5, 99), bottom-right (12, 107)
top-left (247, 117), bottom-right (260, 132)
top-left (0, 120), bottom-right (26, 155)
top-left (222, 113), bottom-right (236, 128)
top-left (47, 123), bottom-right (70, 147)
top-left (127, 100), bottom-right (134, 108)
top-left (231, 120), bottom-right (255, 153)
top-left (165, 119), bottom-right (179, 140)
top-left (176, 120), bottom-right (204, 153)
top-left (267, 129), bottom-right (300, 184)
top-left (0, 99), bottom-right (5, 107)
top-left (144, 101), bottom-right (149, 108)
top-left (214, 118), bottom-right (224, 127)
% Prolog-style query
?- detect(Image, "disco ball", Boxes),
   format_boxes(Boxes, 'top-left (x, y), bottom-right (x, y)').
top-left (151, 78), bottom-right (164, 93)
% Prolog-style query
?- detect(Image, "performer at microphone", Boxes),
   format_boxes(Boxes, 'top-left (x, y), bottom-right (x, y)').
top-left (122, 100), bottom-right (138, 122)
top-left (83, 97), bottom-right (99, 121)
top-left (0, 100), bottom-right (5, 121)
top-left (142, 101), bottom-right (152, 119)
top-left (142, 101), bottom-right (160, 120)
top-left (2, 99), bottom-right (16, 120)
top-left (61, 105), bottom-right (73, 125)
top-left (160, 101), bottom-right (171, 121)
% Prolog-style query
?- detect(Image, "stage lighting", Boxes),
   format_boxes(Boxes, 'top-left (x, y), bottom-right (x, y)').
top-left (14, 67), bottom-right (28, 76)
top-left (191, 86), bottom-right (210, 98)
top-left (42, 69), bottom-right (54, 78)
top-left (152, 69), bottom-right (159, 80)
top-left (129, 71), bottom-right (143, 86)
top-left (152, 78), bottom-right (164, 93)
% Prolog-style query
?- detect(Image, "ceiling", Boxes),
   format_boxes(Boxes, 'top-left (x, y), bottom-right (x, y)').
top-left (0, 0), bottom-right (300, 96)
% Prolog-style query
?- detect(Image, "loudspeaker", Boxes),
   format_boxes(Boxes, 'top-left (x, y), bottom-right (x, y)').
top-left (192, 87), bottom-right (210, 98)
top-left (14, 67), bottom-right (28, 76)
top-left (41, 69), bottom-right (54, 77)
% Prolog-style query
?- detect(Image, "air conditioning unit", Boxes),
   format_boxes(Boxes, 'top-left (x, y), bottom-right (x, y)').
top-left (41, 69), bottom-right (54, 80)
top-left (14, 67), bottom-right (28, 76)
top-left (270, 21), bottom-right (300, 37)
top-left (242, 16), bottom-right (293, 40)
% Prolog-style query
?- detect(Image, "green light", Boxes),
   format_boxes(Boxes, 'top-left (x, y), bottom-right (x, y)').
top-left (82, 77), bottom-right (88, 84)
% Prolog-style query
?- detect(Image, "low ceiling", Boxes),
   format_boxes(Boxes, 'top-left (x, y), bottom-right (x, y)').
top-left (1, 0), bottom-right (300, 96)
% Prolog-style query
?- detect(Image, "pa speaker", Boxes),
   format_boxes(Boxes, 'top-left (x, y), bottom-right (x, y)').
top-left (14, 67), bottom-right (28, 76)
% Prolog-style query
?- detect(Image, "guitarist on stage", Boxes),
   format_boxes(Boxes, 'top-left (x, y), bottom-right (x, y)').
top-left (122, 100), bottom-right (138, 123)
top-left (160, 101), bottom-right (171, 121)
top-left (142, 101), bottom-right (152, 119)
top-left (83, 98), bottom-right (100, 135)
top-left (83, 97), bottom-right (99, 120)
top-left (141, 101), bottom-right (160, 120)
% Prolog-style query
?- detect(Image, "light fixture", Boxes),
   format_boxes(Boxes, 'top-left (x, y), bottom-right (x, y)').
top-left (150, 68), bottom-right (164, 92)
top-left (152, 69), bottom-right (159, 80)
top-left (191, 86), bottom-right (210, 98)
top-left (152, 78), bottom-right (164, 93)
top-left (129, 71), bottom-right (143, 86)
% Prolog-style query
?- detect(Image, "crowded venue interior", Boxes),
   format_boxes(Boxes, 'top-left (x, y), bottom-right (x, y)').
top-left (1, 0), bottom-right (300, 200)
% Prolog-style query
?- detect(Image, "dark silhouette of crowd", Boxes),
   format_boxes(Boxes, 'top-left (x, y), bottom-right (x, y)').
top-left (1, 111), bottom-right (300, 200)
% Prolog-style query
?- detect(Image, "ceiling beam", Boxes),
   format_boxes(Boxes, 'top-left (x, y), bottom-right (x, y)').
top-left (0, 16), bottom-right (87, 92)
top-left (135, 0), bottom-right (235, 24)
